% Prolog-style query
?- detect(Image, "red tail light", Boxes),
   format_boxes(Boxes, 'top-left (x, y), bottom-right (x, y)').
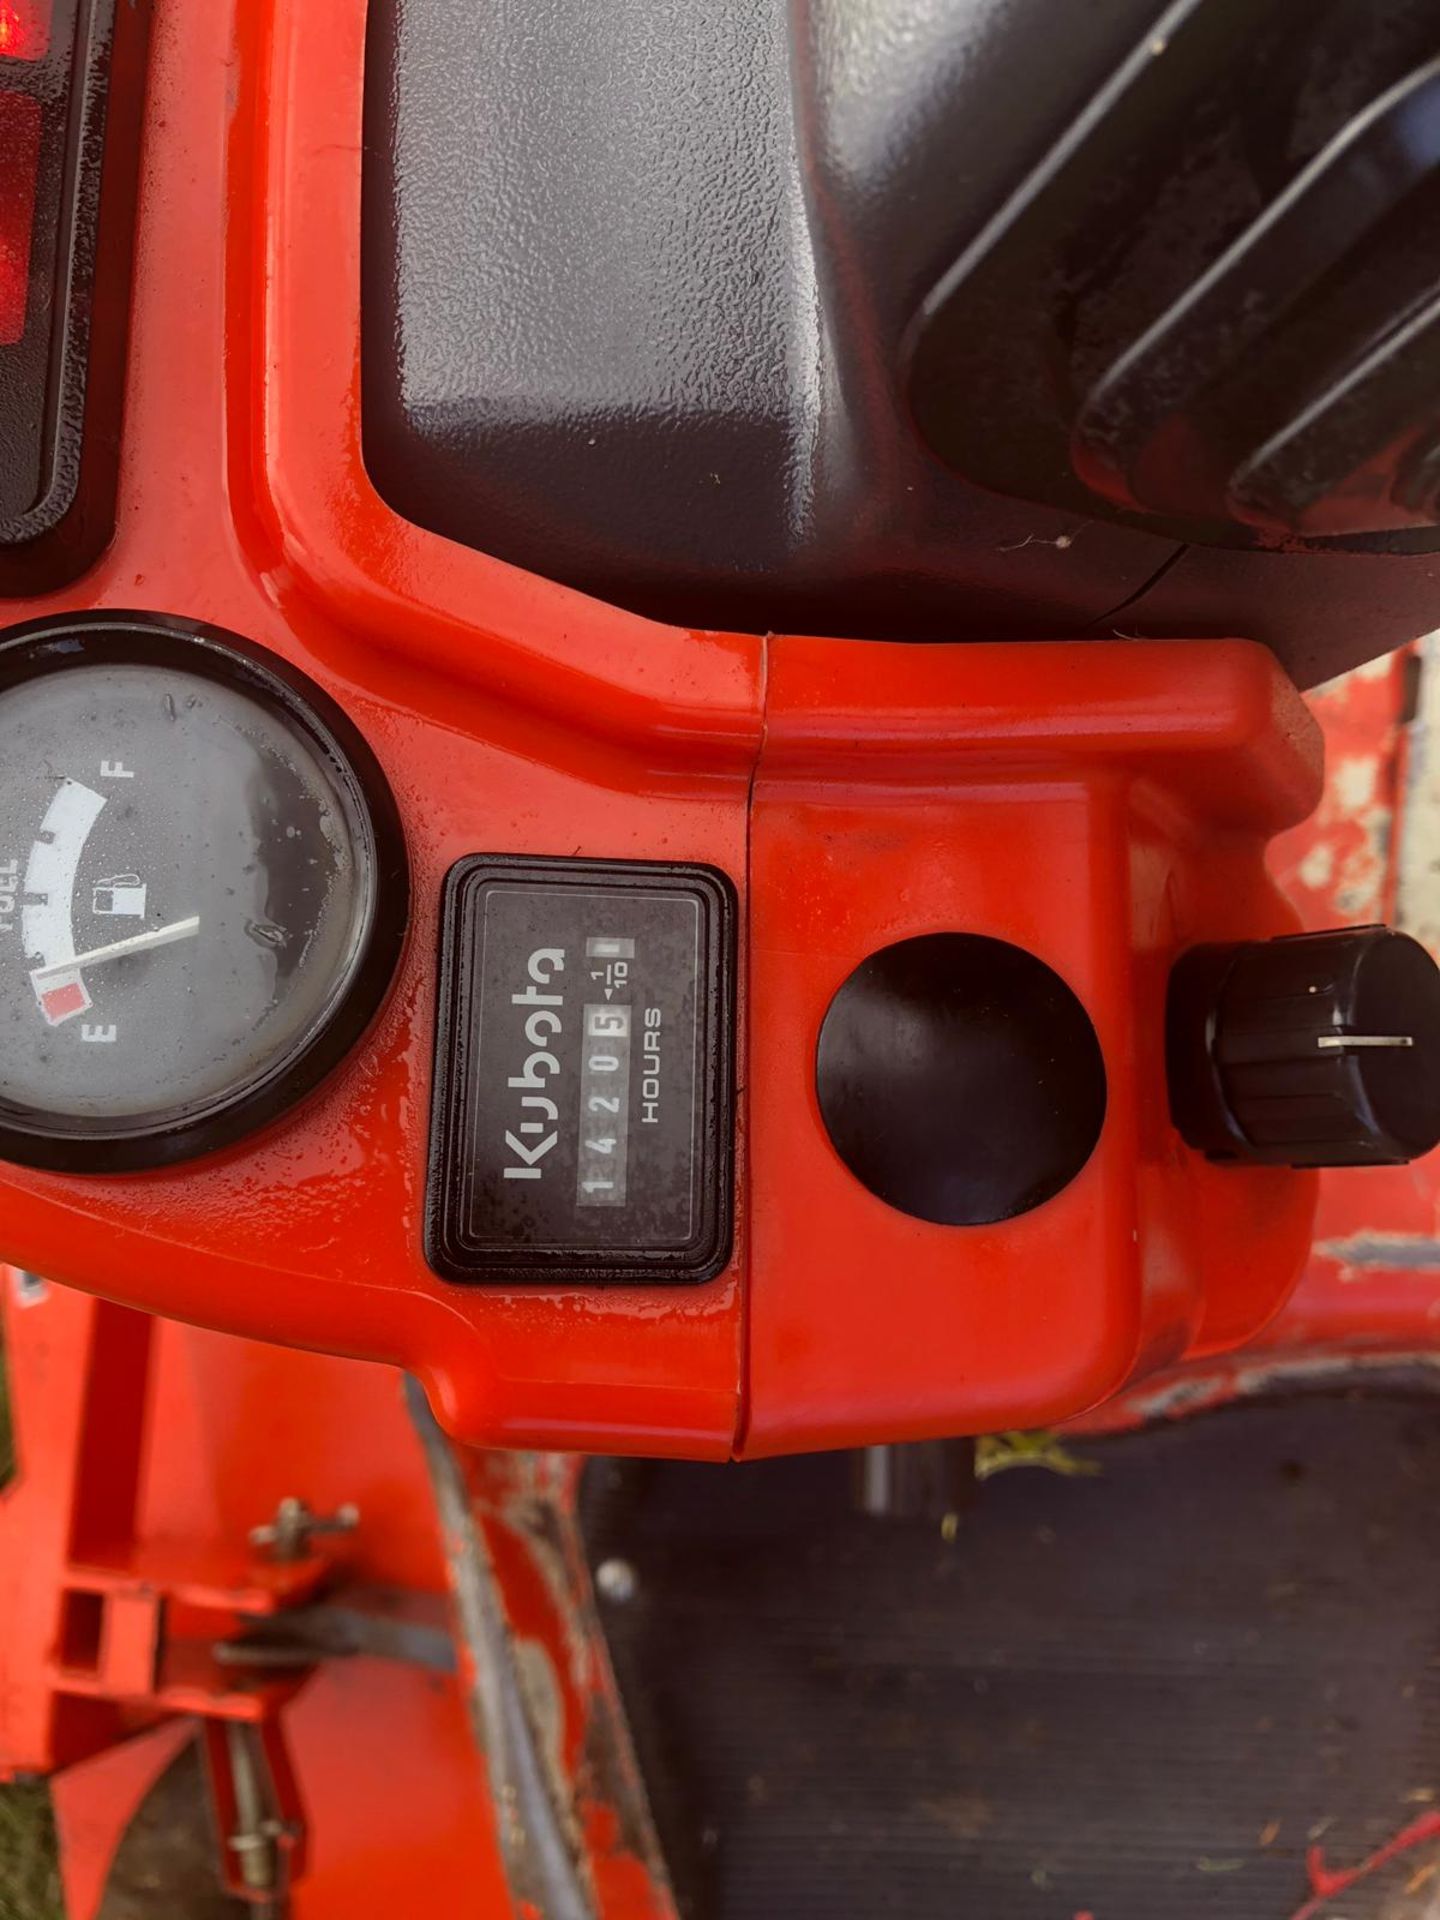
top-left (0, 1), bottom-right (49, 61)
top-left (0, 93), bottom-right (38, 344)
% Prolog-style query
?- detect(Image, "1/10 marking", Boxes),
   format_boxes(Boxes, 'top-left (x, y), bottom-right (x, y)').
top-left (586, 934), bottom-right (633, 1003)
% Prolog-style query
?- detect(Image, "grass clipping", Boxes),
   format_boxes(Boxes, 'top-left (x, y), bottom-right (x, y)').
top-left (974, 1430), bottom-right (1101, 1482)
top-left (0, 1782), bottom-right (61, 1920)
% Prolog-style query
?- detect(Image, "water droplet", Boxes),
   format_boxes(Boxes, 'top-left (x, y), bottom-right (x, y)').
top-left (244, 919), bottom-right (289, 951)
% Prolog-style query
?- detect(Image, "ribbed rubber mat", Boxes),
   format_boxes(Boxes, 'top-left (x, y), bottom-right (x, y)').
top-left (582, 1394), bottom-right (1440, 1920)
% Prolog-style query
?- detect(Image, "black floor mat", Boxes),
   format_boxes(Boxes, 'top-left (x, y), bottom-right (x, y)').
top-left (582, 1393), bottom-right (1440, 1920)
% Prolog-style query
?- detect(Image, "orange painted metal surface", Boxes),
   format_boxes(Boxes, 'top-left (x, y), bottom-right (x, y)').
top-left (281, 1662), bottom-right (506, 1920)
top-left (0, 0), bottom-right (750, 1462)
top-left (1082, 647), bottom-right (1440, 1431)
top-left (1, 1268), bottom-right (672, 1915)
top-left (0, 1274), bottom-right (514, 1910)
top-left (51, 1719), bottom-right (198, 1920)
top-left (5, 0), bottom-right (1438, 1907)
top-left (48, 1688), bottom-right (511, 1920)
top-left (0, 1277), bottom-right (439, 1779)
top-left (453, 1449), bottom-right (678, 1919)
top-left (0, 0), bottom-right (1343, 1455)
top-left (2, 645), bottom-right (1434, 1908)
top-left (744, 637), bottom-right (1322, 1452)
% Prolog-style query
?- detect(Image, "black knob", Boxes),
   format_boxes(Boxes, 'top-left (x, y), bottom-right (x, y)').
top-left (1167, 927), bottom-right (1440, 1167)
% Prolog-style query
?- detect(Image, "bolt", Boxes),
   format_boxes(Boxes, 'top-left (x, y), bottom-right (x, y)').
top-left (595, 1558), bottom-right (638, 1604)
top-left (249, 1496), bottom-right (359, 1563)
top-left (225, 1723), bottom-right (277, 1894)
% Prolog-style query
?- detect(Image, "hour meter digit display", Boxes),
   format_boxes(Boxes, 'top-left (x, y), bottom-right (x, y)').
top-left (577, 997), bottom-right (633, 1207)
top-left (427, 857), bottom-right (735, 1286)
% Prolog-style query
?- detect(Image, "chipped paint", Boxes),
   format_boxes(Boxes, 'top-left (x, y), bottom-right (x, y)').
top-left (1083, 643), bottom-right (1440, 1427)
top-left (1075, 1352), bottom-right (1440, 1434)
top-left (419, 1420), bottom-right (679, 1920)
top-left (1297, 843), bottom-right (1335, 890)
top-left (1269, 650), bottom-right (1409, 928)
top-left (1400, 632), bottom-right (1440, 952)
top-left (1333, 753), bottom-right (1379, 812)
top-left (1350, 654), bottom-right (1395, 683)
top-left (411, 1390), bottom-right (680, 1920)
top-left (1317, 1233), bottom-right (1440, 1274)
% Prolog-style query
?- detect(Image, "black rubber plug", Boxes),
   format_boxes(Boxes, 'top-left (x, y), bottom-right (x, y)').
top-left (816, 933), bottom-right (1107, 1226)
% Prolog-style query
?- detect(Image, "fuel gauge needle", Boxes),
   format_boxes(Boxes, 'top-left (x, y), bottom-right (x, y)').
top-left (30, 915), bottom-right (202, 984)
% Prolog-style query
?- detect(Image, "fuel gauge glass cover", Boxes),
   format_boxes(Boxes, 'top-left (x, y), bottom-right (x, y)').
top-left (0, 614), bottom-right (408, 1170)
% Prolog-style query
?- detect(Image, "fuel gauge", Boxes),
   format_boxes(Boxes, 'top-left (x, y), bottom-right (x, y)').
top-left (0, 614), bottom-right (409, 1169)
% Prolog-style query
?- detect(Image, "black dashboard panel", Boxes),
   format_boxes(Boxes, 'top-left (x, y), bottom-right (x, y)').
top-left (363, 0), bottom-right (1440, 685)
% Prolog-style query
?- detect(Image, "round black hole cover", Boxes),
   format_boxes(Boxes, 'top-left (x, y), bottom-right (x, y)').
top-left (815, 933), bottom-right (1107, 1226)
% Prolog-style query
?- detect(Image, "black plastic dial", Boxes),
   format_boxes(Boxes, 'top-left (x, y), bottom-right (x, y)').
top-left (1167, 926), bottom-right (1440, 1167)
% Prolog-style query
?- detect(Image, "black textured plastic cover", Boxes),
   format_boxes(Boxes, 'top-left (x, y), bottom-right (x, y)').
top-left (363, 0), bottom-right (1440, 684)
